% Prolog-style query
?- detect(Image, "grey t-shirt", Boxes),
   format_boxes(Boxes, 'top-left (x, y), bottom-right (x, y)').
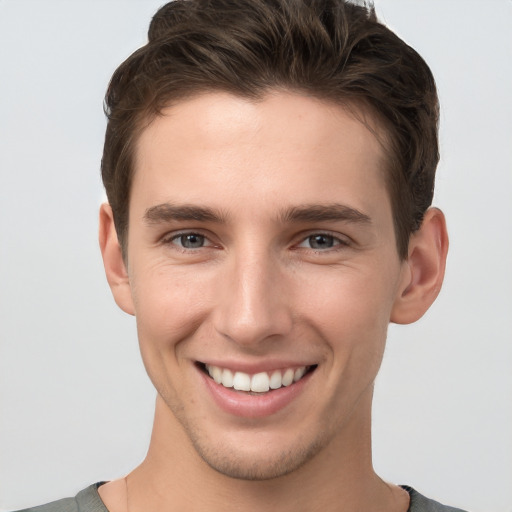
top-left (13, 483), bottom-right (469, 511)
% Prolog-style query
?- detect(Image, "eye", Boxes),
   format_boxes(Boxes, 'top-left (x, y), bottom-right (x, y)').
top-left (297, 233), bottom-right (346, 250)
top-left (170, 233), bottom-right (208, 249)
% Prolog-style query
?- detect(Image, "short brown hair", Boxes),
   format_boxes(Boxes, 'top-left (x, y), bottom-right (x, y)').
top-left (101, 0), bottom-right (439, 259)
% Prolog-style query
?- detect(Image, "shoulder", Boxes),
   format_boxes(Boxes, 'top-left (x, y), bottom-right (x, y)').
top-left (402, 486), bottom-right (470, 512)
top-left (10, 483), bottom-right (109, 512)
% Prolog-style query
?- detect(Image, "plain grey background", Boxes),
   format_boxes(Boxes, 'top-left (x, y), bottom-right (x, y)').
top-left (1, 1), bottom-right (511, 511)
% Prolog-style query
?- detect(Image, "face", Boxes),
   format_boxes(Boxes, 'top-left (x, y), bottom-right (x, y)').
top-left (122, 91), bottom-right (409, 479)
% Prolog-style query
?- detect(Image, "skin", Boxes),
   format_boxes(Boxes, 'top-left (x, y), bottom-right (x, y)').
top-left (99, 91), bottom-right (448, 511)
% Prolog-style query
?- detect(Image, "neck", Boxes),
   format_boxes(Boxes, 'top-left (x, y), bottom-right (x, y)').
top-left (122, 392), bottom-right (407, 512)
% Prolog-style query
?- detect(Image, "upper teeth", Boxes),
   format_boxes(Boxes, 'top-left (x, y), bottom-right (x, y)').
top-left (205, 364), bottom-right (307, 393)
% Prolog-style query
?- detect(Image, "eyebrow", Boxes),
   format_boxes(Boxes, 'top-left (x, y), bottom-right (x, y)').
top-left (143, 202), bottom-right (371, 226)
top-left (143, 203), bottom-right (226, 224)
top-left (280, 204), bottom-right (372, 224)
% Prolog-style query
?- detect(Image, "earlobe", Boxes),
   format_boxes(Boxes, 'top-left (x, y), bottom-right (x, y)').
top-left (98, 203), bottom-right (135, 316)
top-left (390, 208), bottom-right (449, 324)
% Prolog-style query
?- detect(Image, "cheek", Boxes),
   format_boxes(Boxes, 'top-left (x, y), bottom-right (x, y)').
top-left (299, 265), bottom-right (397, 336)
top-left (130, 263), bottom-right (213, 351)
top-left (129, 265), bottom-right (216, 402)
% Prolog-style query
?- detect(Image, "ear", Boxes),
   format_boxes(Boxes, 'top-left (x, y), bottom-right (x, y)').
top-left (391, 207), bottom-right (449, 324)
top-left (99, 203), bottom-right (135, 316)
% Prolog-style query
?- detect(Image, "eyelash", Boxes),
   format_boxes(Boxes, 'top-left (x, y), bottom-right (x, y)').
top-left (296, 233), bottom-right (349, 251)
top-left (162, 230), bottom-right (349, 252)
top-left (163, 231), bottom-right (213, 251)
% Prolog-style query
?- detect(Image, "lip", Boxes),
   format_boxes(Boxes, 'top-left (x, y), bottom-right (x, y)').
top-left (199, 363), bottom-right (315, 418)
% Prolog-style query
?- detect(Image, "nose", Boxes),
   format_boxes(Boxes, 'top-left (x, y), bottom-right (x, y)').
top-left (212, 248), bottom-right (293, 348)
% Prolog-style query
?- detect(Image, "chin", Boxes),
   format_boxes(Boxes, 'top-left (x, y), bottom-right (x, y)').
top-left (186, 425), bottom-right (328, 481)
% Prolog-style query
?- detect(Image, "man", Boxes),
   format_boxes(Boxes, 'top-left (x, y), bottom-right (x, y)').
top-left (16, 0), bottom-right (464, 510)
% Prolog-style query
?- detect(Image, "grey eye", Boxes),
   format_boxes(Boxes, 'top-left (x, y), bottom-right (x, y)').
top-left (177, 233), bottom-right (205, 249)
top-left (307, 234), bottom-right (336, 249)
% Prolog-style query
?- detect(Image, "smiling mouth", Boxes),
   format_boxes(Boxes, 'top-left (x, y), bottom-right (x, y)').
top-left (198, 363), bottom-right (317, 394)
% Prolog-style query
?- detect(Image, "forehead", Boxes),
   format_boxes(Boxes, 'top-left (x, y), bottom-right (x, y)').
top-left (132, 91), bottom-right (390, 220)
